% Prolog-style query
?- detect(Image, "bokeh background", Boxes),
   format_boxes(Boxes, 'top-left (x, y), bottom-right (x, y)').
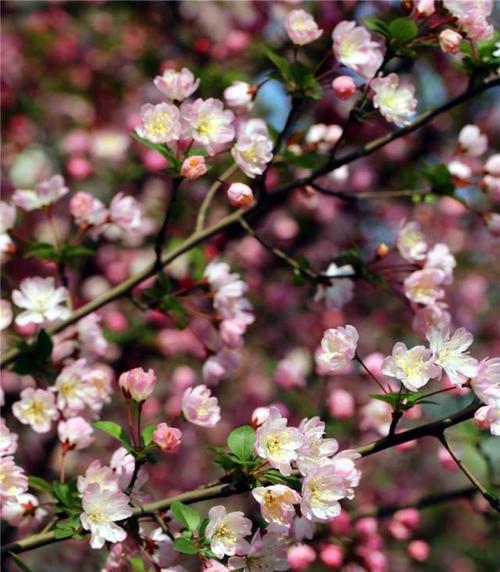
top-left (1, 1), bottom-right (500, 571)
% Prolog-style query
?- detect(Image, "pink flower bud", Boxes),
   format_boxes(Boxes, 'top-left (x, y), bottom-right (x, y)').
top-left (407, 540), bottom-right (430, 562)
top-left (320, 544), bottom-right (343, 568)
top-left (66, 156), bottom-right (92, 179)
top-left (288, 544), bottom-right (316, 571)
top-left (153, 422), bottom-right (182, 453)
top-left (118, 367), bottom-right (157, 402)
top-left (328, 388), bottom-right (355, 419)
top-left (181, 155), bottom-right (207, 180)
top-left (394, 508), bottom-right (420, 529)
top-left (439, 29), bottom-right (462, 54)
top-left (227, 183), bottom-right (254, 208)
top-left (252, 406), bottom-right (271, 428)
top-left (331, 76), bottom-right (356, 100)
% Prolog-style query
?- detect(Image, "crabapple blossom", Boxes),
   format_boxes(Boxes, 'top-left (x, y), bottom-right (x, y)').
top-left (12, 276), bottom-right (70, 326)
top-left (252, 406), bottom-right (271, 428)
top-left (371, 74), bottom-right (417, 127)
top-left (0, 419), bottom-right (18, 456)
top-left (425, 243), bottom-right (456, 284)
top-left (300, 452), bottom-right (361, 522)
top-left (144, 527), bottom-right (176, 568)
top-left (439, 29), bottom-right (462, 54)
top-left (135, 102), bottom-right (182, 145)
top-left (320, 544), bottom-right (344, 568)
top-left (285, 9), bottom-right (323, 46)
top-left (297, 416), bottom-right (339, 476)
top-left (224, 81), bottom-right (254, 112)
top-left (427, 327), bottom-right (479, 385)
top-left (381, 342), bottom-right (440, 392)
top-left (118, 367), bottom-right (157, 402)
top-left (182, 384), bottom-right (221, 427)
top-left (332, 21), bottom-right (384, 79)
top-left (228, 531), bottom-right (289, 572)
top-left (404, 268), bottom-right (445, 306)
top-left (203, 348), bottom-right (241, 385)
top-left (77, 460), bottom-right (120, 494)
top-left (13, 175), bottom-right (69, 211)
top-left (254, 406), bottom-right (304, 476)
top-left (180, 155), bottom-right (207, 179)
top-left (153, 67), bottom-right (199, 102)
top-left (443, 0), bottom-right (494, 40)
top-left (396, 221), bottom-right (427, 262)
top-left (53, 358), bottom-right (92, 414)
top-left (305, 124), bottom-right (343, 151)
top-left (0, 202), bottom-right (16, 257)
top-left (231, 120), bottom-right (273, 178)
top-left (152, 422), bottom-right (182, 452)
top-left (1, 493), bottom-right (47, 529)
top-left (316, 325), bottom-right (359, 373)
top-left (314, 263), bottom-right (355, 309)
top-left (331, 76), bottom-right (356, 100)
top-left (12, 388), bottom-right (58, 433)
top-left (274, 348), bottom-right (311, 390)
top-left (58, 416), bottom-right (95, 450)
top-left (80, 483), bottom-right (133, 549)
top-left (206, 505), bottom-right (252, 558)
top-left (252, 485), bottom-right (301, 527)
top-left (407, 540), bottom-right (430, 562)
top-left (0, 299), bottom-right (13, 330)
top-left (109, 192), bottom-right (143, 232)
top-left (181, 98), bottom-right (235, 155)
top-left (70, 191), bottom-right (108, 227)
top-left (447, 159), bottom-right (472, 182)
top-left (458, 124), bottom-right (488, 157)
top-left (470, 358), bottom-right (500, 405)
top-left (0, 456), bottom-right (28, 500)
top-left (227, 182), bottom-right (254, 208)
top-left (412, 302), bottom-right (451, 336)
top-left (474, 404), bottom-right (500, 436)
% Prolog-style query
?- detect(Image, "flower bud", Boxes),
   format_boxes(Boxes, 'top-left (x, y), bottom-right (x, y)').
top-left (252, 406), bottom-right (271, 428)
top-left (439, 29), bottom-right (462, 54)
top-left (181, 155), bottom-right (207, 180)
top-left (288, 544), bottom-right (316, 570)
top-left (58, 417), bottom-right (94, 450)
top-left (227, 183), bottom-right (254, 208)
top-left (407, 540), bottom-right (430, 562)
top-left (153, 422), bottom-right (182, 453)
top-left (118, 367), bottom-right (157, 402)
top-left (331, 76), bottom-right (356, 100)
top-left (224, 81), bottom-right (254, 111)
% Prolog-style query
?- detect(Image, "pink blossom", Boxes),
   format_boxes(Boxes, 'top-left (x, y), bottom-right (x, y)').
top-left (119, 367), bottom-right (157, 402)
top-left (135, 102), bottom-right (182, 145)
top-left (404, 268), bottom-right (445, 305)
top-left (407, 540), bottom-right (430, 562)
top-left (425, 243), bottom-right (456, 284)
top-left (224, 81), bottom-right (254, 112)
top-left (474, 404), bottom-right (500, 436)
top-left (0, 299), bottom-right (13, 330)
top-left (182, 384), bottom-right (221, 427)
top-left (181, 98), bottom-right (235, 155)
top-left (381, 342), bottom-right (440, 392)
top-left (320, 544), bottom-right (343, 568)
top-left (397, 221), bottom-right (427, 262)
top-left (484, 213), bottom-right (500, 237)
top-left (458, 124), bottom-right (488, 157)
top-left (12, 388), bottom-right (58, 433)
top-left (288, 544), bottom-right (316, 571)
top-left (70, 191), bottom-right (108, 226)
top-left (252, 484), bottom-right (301, 527)
top-left (58, 416), bottom-right (95, 450)
top-left (443, 0), bottom-right (493, 40)
top-left (0, 456), bottom-right (28, 501)
top-left (231, 120), bottom-right (273, 178)
top-left (439, 29), bottom-right (462, 54)
top-left (331, 76), bottom-right (356, 100)
top-left (12, 276), bottom-right (70, 326)
top-left (328, 388), bottom-right (355, 419)
top-left (1, 493), bottom-right (47, 529)
top-left (154, 67), bottom-right (199, 101)
top-left (371, 74), bottom-right (417, 127)
top-left (471, 358), bottom-right (500, 406)
top-left (0, 419), bottom-right (18, 456)
top-left (285, 9), bottom-right (323, 46)
top-left (109, 192), bottom-right (143, 232)
top-left (316, 325), bottom-right (359, 373)
top-left (227, 183), bottom-right (254, 208)
top-left (332, 21), bottom-right (384, 79)
top-left (415, 0), bottom-right (435, 16)
top-left (412, 303), bottom-right (451, 336)
top-left (13, 175), bottom-right (69, 211)
top-left (153, 422), bottom-right (182, 452)
top-left (181, 155), bottom-right (207, 180)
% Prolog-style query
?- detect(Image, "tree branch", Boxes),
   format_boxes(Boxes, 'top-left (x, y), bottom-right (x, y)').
top-left (154, 177), bottom-right (182, 270)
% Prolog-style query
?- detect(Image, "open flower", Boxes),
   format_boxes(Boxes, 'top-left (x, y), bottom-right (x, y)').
top-left (12, 276), bottom-right (70, 326)
top-left (135, 102), bottom-right (182, 145)
top-left (58, 416), bottom-right (94, 450)
top-left (371, 73), bottom-right (417, 127)
top-left (470, 358), bottom-right (500, 405)
top-left (254, 406), bottom-right (303, 476)
top-left (252, 485), bottom-right (301, 527)
top-left (231, 120), bottom-right (273, 178)
top-left (332, 21), bottom-right (383, 79)
top-left (228, 530), bottom-right (289, 572)
top-left (1, 493), bottom-right (47, 528)
top-left (153, 67), bottom-right (200, 101)
top-left (382, 343), bottom-right (440, 392)
top-left (0, 456), bottom-right (28, 501)
top-left (12, 388), bottom-right (58, 433)
top-left (316, 325), bottom-right (358, 373)
top-left (457, 124), bottom-right (488, 157)
top-left (0, 419), bottom-right (18, 456)
top-left (206, 505), bottom-right (252, 558)
top-left (285, 9), bottom-right (323, 46)
top-left (181, 98), bottom-right (235, 155)
top-left (297, 417), bottom-right (339, 476)
top-left (182, 384), bottom-right (221, 427)
top-left (427, 327), bottom-right (479, 386)
top-left (80, 483), bottom-right (132, 549)
top-left (13, 175), bottom-right (69, 211)
top-left (397, 221), bottom-right (427, 262)
top-left (404, 269), bottom-right (445, 306)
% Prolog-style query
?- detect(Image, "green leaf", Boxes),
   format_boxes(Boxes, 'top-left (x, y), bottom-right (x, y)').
top-left (172, 537), bottom-right (199, 554)
top-left (93, 421), bottom-right (134, 452)
top-left (8, 553), bottom-right (33, 572)
top-left (53, 523), bottom-right (76, 539)
top-left (141, 424), bottom-right (156, 447)
top-left (26, 241), bottom-right (59, 261)
top-left (129, 557), bottom-right (149, 572)
top-left (28, 475), bottom-right (53, 494)
top-left (263, 46), bottom-right (291, 83)
top-left (170, 501), bottom-right (201, 532)
top-left (364, 17), bottom-right (392, 39)
top-left (227, 425), bottom-right (256, 462)
top-left (389, 18), bottom-right (418, 43)
top-left (423, 163), bottom-right (455, 196)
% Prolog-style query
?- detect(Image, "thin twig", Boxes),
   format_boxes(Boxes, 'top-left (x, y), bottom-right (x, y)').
top-left (154, 177), bottom-right (182, 270)
top-left (195, 164), bottom-right (238, 232)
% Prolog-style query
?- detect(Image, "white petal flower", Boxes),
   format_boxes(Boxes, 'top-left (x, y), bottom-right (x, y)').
top-left (206, 505), bottom-right (252, 558)
top-left (297, 417), bottom-right (339, 476)
top-left (316, 325), bottom-right (358, 373)
top-left (135, 102), bottom-right (182, 145)
top-left (471, 358), bottom-right (500, 406)
top-left (397, 221), bottom-right (427, 262)
top-left (252, 485), bottom-right (301, 527)
top-left (381, 342), bottom-right (440, 392)
top-left (12, 276), bottom-right (70, 326)
top-left (427, 327), bottom-right (479, 386)
top-left (231, 120), bottom-right (273, 178)
top-left (182, 384), bottom-right (221, 427)
top-left (371, 73), bottom-right (417, 127)
top-left (228, 530), bottom-right (289, 572)
top-left (153, 67), bottom-right (199, 102)
top-left (12, 388), bottom-right (58, 433)
top-left (13, 175), bottom-right (69, 211)
top-left (0, 456), bottom-right (28, 501)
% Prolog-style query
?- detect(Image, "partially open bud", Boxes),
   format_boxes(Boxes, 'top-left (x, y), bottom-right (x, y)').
top-left (153, 422), bottom-right (182, 453)
top-left (181, 155), bottom-right (207, 180)
top-left (331, 76), bottom-right (356, 100)
top-left (438, 29), bottom-right (462, 54)
top-left (118, 367), bottom-right (157, 402)
top-left (227, 183), bottom-right (254, 208)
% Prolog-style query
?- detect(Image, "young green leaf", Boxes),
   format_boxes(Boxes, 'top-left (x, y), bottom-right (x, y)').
top-left (170, 501), bottom-right (201, 532)
top-left (389, 18), bottom-right (418, 43)
top-left (28, 475), bottom-right (53, 494)
top-left (141, 424), bottom-right (157, 447)
top-left (172, 537), bottom-right (199, 554)
top-left (93, 421), bottom-right (134, 452)
top-left (227, 425), bottom-right (256, 462)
